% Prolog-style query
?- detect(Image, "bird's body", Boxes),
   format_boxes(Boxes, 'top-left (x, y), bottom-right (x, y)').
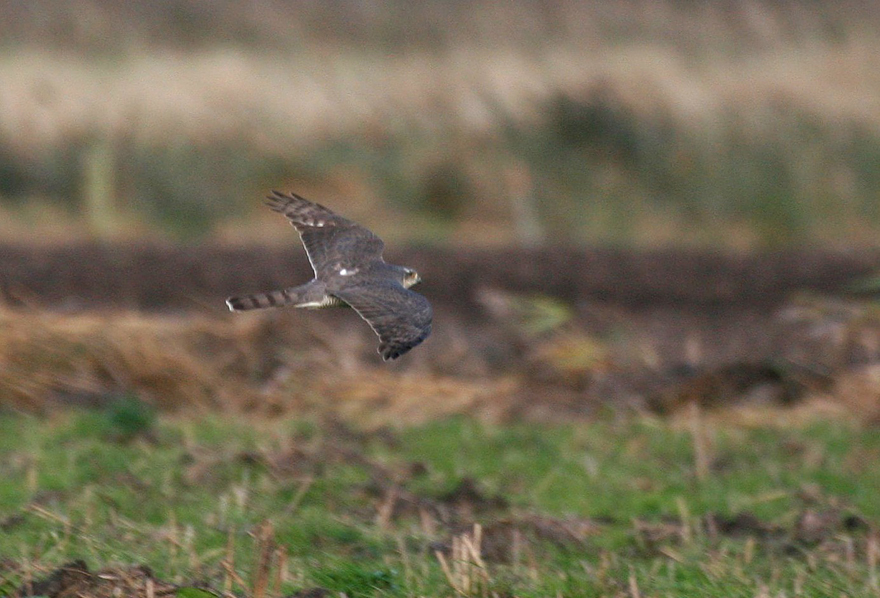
top-left (226, 191), bottom-right (432, 360)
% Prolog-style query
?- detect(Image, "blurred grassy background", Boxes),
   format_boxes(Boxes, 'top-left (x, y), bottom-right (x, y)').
top-left (2, 0), bottom-right (880, 247)
top-left (7, 6), bottom-right (880, 594)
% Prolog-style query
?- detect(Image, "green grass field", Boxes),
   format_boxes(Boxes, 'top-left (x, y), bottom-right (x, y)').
top-left (1, 405), bottom-right (878, 597)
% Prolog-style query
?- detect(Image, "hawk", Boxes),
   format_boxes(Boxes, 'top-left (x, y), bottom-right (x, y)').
top-left (226, 191), bottom-right (432, 360)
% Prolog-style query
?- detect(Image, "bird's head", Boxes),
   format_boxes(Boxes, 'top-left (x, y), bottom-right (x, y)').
top-left (402, 267), bottom-right (421, 288)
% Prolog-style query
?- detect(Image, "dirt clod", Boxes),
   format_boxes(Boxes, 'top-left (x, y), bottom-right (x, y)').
top-left (14, 561), bottom-right (179, 598)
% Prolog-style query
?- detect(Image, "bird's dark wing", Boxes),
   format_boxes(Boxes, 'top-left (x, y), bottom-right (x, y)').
top-left (265, 190), bottom-right (385, 276)
top-left (333, 281), bottom-right (433, 360)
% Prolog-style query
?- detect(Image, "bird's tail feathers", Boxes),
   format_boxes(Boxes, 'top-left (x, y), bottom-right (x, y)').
top-left (226, 288), bottom-right (296, 311)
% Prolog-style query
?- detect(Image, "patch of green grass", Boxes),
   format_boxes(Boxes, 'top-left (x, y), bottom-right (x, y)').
top-left (0, 411), bottom-right (879, 597)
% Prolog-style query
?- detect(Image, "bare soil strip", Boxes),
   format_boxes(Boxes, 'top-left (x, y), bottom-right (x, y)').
top-left (1, 243), bottom-right (878, 311)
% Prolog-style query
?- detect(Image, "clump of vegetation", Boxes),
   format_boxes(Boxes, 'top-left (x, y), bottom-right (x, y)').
top-left (104, 393), bottom-right (157, 441)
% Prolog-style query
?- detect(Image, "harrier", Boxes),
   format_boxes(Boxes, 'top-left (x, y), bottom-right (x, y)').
top-left (226, 191), bottom-right (432, 360)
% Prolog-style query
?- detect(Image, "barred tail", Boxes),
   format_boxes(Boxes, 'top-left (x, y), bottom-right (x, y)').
top-left (226, 288), bottom-right (295, 311)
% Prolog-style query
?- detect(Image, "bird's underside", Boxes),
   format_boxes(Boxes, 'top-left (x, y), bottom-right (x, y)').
top-left (226, 191), bottom-right (432, 361)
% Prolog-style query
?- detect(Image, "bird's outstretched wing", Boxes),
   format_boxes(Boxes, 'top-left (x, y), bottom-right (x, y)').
top-left (265, 190), bottom-right (385, 275)
top-left (333, 280), bottom-right (433, 361)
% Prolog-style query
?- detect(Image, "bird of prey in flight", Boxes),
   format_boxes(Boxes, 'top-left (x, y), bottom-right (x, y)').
top-left (226, 191), bottom-right (432, 360)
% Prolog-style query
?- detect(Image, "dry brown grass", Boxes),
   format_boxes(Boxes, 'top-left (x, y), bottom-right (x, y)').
top-left (306, 369), bottom-right (519, 428)
top-left (3, 1), bottom-right (873, 53)
top-left (0, 307), bottom-right (521, 423)
top-left (3, 35), bottom-right (879, 158)
top-left (825, 364), bottom-right (880, 425)
top-left (3, 303), bottom-right (880, 430)
top-left (0, 307), bottom-right (268, 412)
top-left (3, 1), bottom-right (880, 245)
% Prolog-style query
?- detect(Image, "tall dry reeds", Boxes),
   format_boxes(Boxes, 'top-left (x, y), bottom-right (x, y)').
top-left (1, 1), bottom-right (880, 244)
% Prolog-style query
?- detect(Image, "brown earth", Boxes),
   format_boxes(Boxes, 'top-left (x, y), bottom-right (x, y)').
top-left (2, 242), bottom-right (880, 419)
top-left (1, 243), bottom-right (878, 311)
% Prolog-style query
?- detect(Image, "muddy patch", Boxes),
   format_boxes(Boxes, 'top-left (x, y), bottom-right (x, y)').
top-left (11, 561), bottom-right (182, 598)
top-left (633, 508), bottom-right (875, 557)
